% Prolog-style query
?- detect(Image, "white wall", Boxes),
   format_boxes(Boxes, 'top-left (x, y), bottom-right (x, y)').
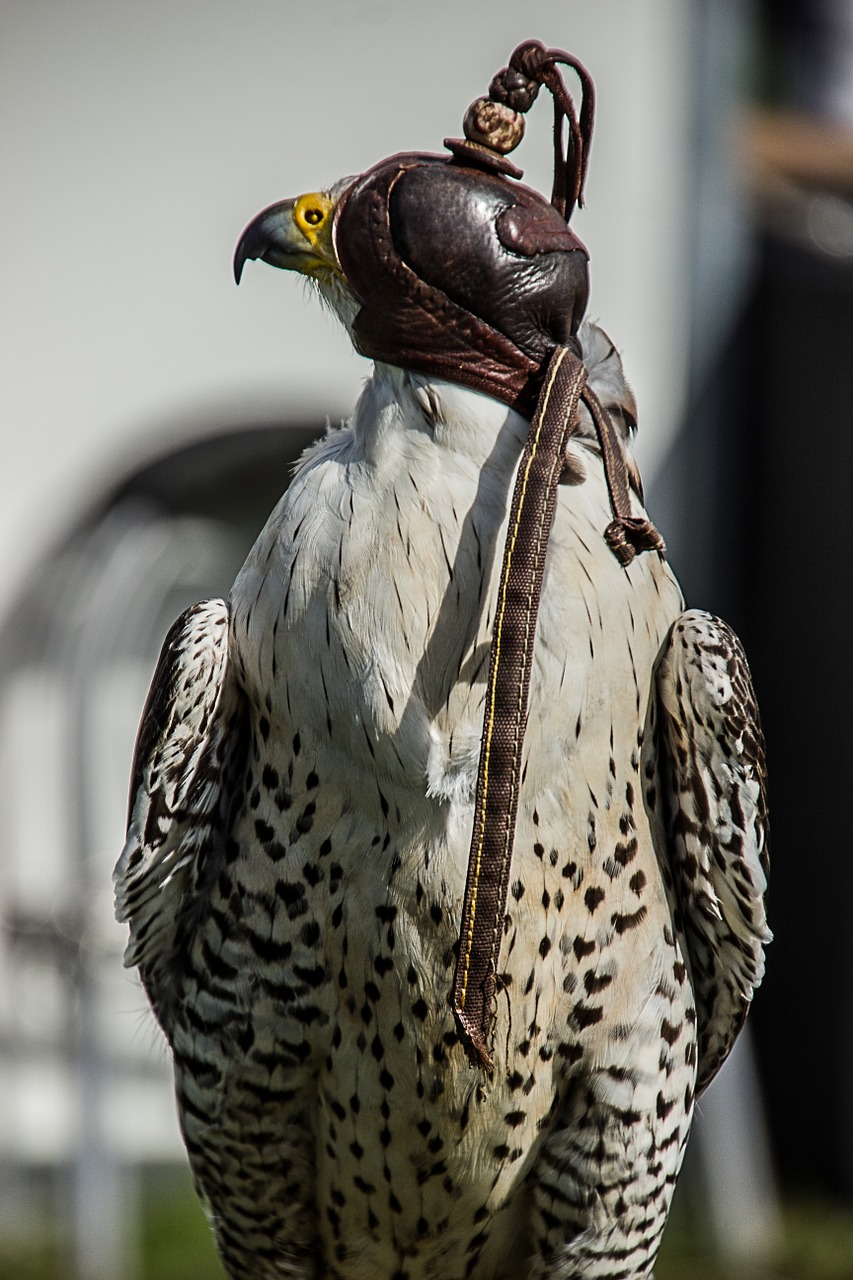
top-left (0, 0), bottom-right (693, 623)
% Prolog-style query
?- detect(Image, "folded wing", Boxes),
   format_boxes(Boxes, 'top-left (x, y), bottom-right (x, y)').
top-left (114, 599), bottom-right (247, 1032)
top-left (656, 609), bottom-right (771, 1094)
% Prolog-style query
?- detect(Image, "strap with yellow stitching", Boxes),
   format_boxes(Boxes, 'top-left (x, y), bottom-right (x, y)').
top-left (450, 345), bottom-right (663, 1072)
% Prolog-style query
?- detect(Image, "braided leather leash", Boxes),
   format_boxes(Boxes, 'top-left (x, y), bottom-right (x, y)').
top-left (451, 345), bottom-right (664, 1071)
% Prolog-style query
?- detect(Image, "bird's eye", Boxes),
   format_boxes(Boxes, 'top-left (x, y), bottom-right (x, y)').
top-left (294, 193), bottom-right (333, 239)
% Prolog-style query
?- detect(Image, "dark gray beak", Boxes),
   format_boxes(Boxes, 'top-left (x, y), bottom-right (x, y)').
top-left (233, 199), bottom-right (303, 284)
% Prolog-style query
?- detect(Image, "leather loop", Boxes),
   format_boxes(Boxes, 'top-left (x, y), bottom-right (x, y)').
top-left (506, 40), bottom-right (595, 219)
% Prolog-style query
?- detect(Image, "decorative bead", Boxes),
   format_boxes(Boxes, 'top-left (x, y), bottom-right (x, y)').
top-left (462, 97), bottom-right (525, 156)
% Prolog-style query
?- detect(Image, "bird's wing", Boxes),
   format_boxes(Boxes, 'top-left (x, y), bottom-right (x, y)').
top-left (114, 598), bottom-right (247, 1031)
top-left (656, 609), bottom-right (771, 1095)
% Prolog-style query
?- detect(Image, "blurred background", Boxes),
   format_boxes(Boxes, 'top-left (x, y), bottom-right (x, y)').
top-left (1, 0), bottom-right (852, 1276)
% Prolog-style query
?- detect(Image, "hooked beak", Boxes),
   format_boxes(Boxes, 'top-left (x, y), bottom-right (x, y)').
top-left (233, 199), bottom-right (306, 284)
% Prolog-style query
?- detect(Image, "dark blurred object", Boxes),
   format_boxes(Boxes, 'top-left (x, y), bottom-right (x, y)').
top-left (745, 105), bottom-right (853, 1203)
top-left (754, 254), bottom-right (853, 1195)
top-left (749, 6), bottom-right (853, 1199)
top-left (657, 52), bottom-right (853, 1198)
top-left (761, 0), bottom-right (853, 125)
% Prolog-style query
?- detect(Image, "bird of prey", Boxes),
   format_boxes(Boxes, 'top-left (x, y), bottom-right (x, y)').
top-left (115, 42), bottom-right (769, 1280)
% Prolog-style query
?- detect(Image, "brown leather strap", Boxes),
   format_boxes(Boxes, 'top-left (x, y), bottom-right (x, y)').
top-left (451, 347), bottom-right (587, 1070)
top-left (451, 349), bottom-right (665, 1071)
top-left (581, 385), bottom-right (666, 565)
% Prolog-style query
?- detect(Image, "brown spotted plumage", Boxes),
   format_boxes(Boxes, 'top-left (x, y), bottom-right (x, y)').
top-left (656, 613), bottom-right (770, 1094)
top-left (115, 204), bottom-right (769, 1278)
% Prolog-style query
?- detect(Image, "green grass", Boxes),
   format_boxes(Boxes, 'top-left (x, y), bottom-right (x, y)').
top-left (139, 1175), bottom-right (223, 1280)
top-left (656, 1195), bottom-right (853, 1280)
top-left (773, 1201), bottom-right (853, 1280)
top-left (0, 1170), bottom-right (223, 1280)
top-left (2, 1178), bottom-right (852, 1279)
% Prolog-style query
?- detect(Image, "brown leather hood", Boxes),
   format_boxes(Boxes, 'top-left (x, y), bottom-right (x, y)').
top-left (333, 152), bottom-right (589, 417)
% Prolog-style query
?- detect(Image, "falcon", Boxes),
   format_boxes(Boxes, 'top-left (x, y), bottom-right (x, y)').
top-left (115, 41), bottom-right (769, 1280)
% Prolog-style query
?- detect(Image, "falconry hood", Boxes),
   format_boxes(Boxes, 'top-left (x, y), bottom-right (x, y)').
top-left (332, 40), bottom-right (593, 416)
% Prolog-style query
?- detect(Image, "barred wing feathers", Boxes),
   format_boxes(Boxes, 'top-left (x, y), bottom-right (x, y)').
top-left (656, 609), bottom-right (771, 1095)
top-left (114, 599), bottom-right (247, 1029)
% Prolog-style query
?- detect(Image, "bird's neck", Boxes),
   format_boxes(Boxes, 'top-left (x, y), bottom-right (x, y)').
top-left (351, 362), bottom-right (529, 479)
